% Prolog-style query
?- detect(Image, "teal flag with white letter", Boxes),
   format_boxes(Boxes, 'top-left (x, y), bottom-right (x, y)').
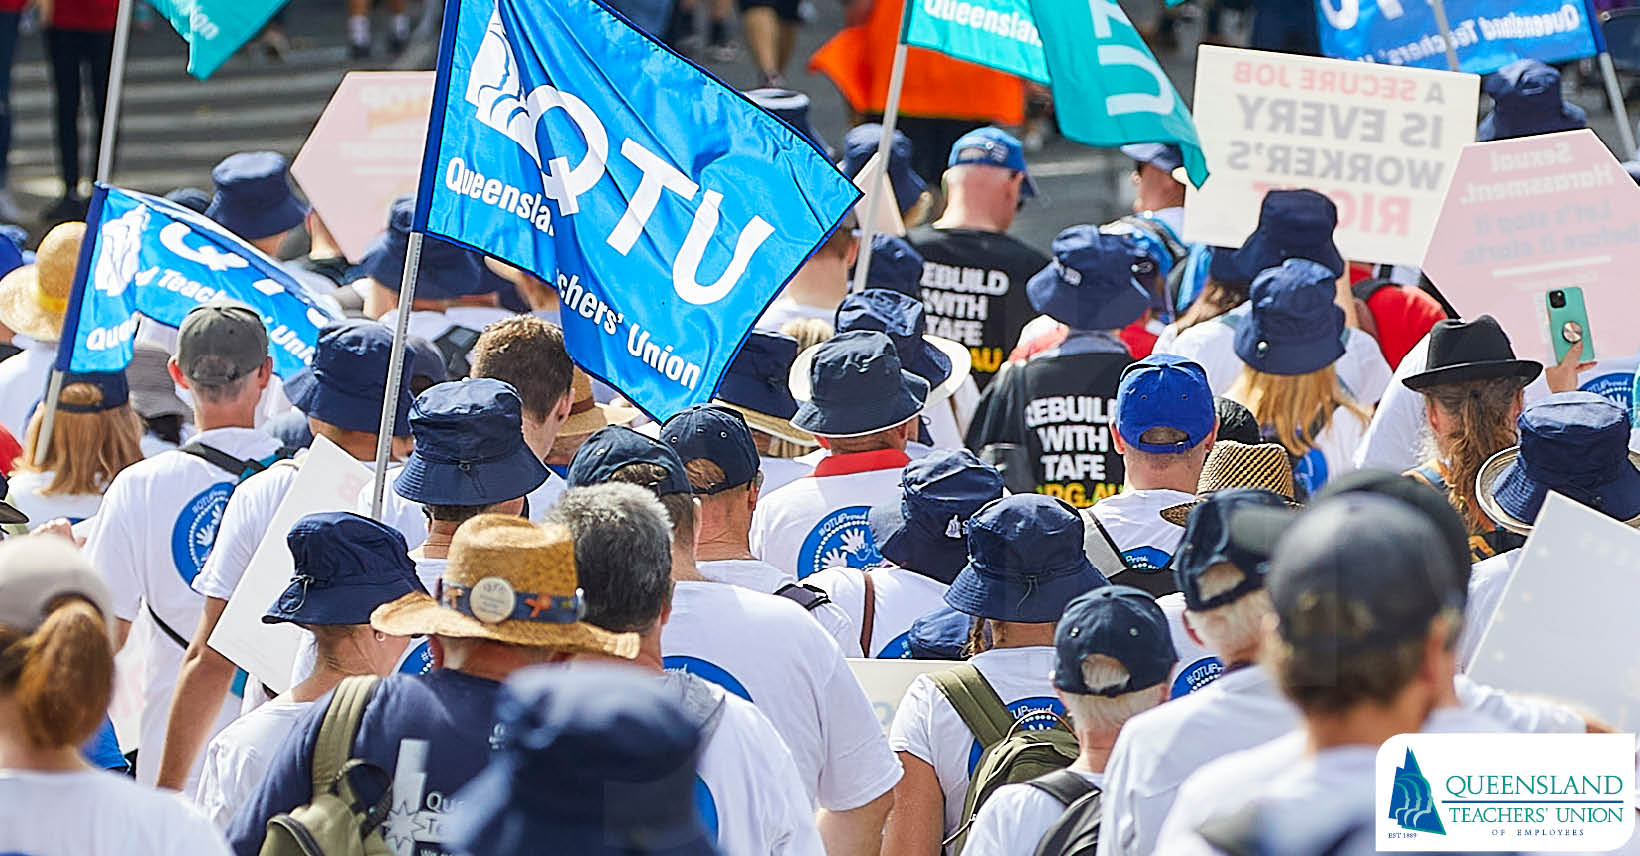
top-left (902, 0), bottom-right (1050, 84)
top-left (148, 0), bottom-right (292, 79)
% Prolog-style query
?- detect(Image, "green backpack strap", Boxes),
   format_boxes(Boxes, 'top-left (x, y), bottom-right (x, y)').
top-left (310, 675), bottom-right (382, 798)
top-left (929, 664), bottom-right (1015, 751)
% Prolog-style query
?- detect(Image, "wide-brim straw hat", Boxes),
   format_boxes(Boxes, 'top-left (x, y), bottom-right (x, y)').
top-left (0, 222), bottom-right (83, 342)
top-left (557, 368), bottom-right (640, 437)
top-left (1160, 441), bottom-right (1303, 526)
top-left (371, 514), bottom-right (638, 657)
top-left (714, 399), bottom-right (816, 446)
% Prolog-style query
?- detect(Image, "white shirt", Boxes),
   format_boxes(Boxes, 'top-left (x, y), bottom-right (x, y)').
top-left (966, 769), bottom-right (1103, 856)
top-left (4, 469), bottom-right (105, 525)
top-left (84, 426), bottom-right (283, 789)
top-left (1095, 665), bottom-right (1299, 856)
top-left (890, 646), bottom-right (1061, 840)
top-left (696, 557), bottom-right (856, 652)
top-left (661, 580), bottom-right (902, 811)
top-left (805, 565), bottom-right (950, 658)
top-left (0, 342), bottom-right (56, 436)
top-left (1220, 398), bottom-right (1366, 495)
top-left (1154, 592), bottom-right (1224, 698)
top-left (1458, 549), bottom-right (1520, 671)
top-left (692, 682), bottom-right (827, 855)
top-left (760, 455), bottom-right (815, 496)
top-left (756, 298), bottom-right (836, 333)
top-left (749, 451), bottom-right (910, 580)
top-left (924, 375), bottom-right (982, 450)
top-left (194, 697), bottom-right (316, 829)
top-left (1087, 488), bottom-right (1192, 571)
top-left (0, 768), bottom-right (231, 855)
top-left (1155, 303), bottom-right (1392, 404)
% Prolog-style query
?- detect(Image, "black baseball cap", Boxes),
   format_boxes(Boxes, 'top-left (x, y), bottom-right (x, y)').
top-left (566, 426), bottom-right (691, 498)
top-left (660, 404), bottom-right (760, 495)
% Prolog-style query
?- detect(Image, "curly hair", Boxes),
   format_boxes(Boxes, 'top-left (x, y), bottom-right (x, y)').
top-left (1419, 377), bottom-right (1523, 533)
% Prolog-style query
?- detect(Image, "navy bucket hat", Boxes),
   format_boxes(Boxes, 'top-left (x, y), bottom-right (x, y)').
top-left (1477, 391), bottom-right (1640, 534)
top-left (1211, 189), bottom-right (1344, 285)
top-left (394, 379), bottom-right (549, 507)
top-left (833, 288), bottom-right (967, 398)
top-left (263, 511), bottom-right (423, 627)
top-left (1171, 488), bottom-right (1296, 611)
top-left (448, 666), bottom-right (718, 856)
top-left (205, 151), bottom-right (308, 241)
top-left (1478, 60), bottom-right (1587, 142)
top-left (1234, 259), bottom-right (1346, 376)
top-left (946, 494), bottom-right (1108, 623)
top-left (1053, 585), bottom-right (1177, 695)
top-left (283, 320), bottom-right (414, 436)
top-left (863, 234), bottom-right (925, 297)
top-left (869, 450), bottom-right (1005, 585)
top-left (362, 197), bottom-right (484, 299)
top-left (1027, 225), bottom-right (1152, 331)
top-left (789, 330), bottom-right (929, 438)
top-left (713, 331), bottom-right (814, 446)
top-left (842, 123), bottom-right (927, 215)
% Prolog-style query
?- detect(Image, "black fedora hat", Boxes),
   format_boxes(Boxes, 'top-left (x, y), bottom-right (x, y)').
top-left (1402, 315), bottom-right (1541, 392)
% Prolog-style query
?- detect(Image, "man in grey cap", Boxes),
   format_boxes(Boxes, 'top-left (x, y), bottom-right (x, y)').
top-left (81, 299), bottom-right (285, 789)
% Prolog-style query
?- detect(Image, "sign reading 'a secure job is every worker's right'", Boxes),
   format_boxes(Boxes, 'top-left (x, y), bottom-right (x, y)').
top-left (1184, 45), bottom-right (1477, 266)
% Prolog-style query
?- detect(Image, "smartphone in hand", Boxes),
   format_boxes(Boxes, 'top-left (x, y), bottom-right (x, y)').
top-left (1546, 287), bottom-right (1595, 364)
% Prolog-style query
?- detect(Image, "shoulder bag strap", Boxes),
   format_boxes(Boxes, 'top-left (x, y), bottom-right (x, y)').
top-left (773, 583), bottom-right (833, 612)
top-left (930, 663), bottom-right (1015, 749)
top-left (1031, 786), bottom-right (1106, 856)
top-left (1081, 510), bottom-right (1133, 576)
top-left (310, 675), bottom-right (382, 797)
top-left (1025, 768), bottom-right (1098, 807)
top-left (179, 442), bottom-right (258, 479)
top-left (858, 569), bottom-right (877, 657)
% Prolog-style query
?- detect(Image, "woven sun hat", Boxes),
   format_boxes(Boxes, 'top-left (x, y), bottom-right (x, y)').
top-left (1160, 441), bottom-right (1302, 526)
top-left (0, 221), bottom-right (82, 343)
top-left (557, 368), bottom-right (641, 438)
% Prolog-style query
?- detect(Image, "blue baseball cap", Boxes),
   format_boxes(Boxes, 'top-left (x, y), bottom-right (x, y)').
top-left (948, 127), bottom-right (1036, 198)
top-left (55, 370), bottom-right (129, 413)
top-left (1115, 354), bottom-right (1214, 453)
top-left (1120, 143), bottom-right (1185, 176)
top-left (205, 152), bottom-right (308, 241)
top-left (946, 495), bottom-right (1108, 623)
top-left (1172, 489), bottom-right (1296, 611)
top-left (1027, 226), bottom-right (1151, 331)
top-left (842, 123), bottom-right (926, 215)
top-left (790, 330), bottom-right (929, 438)
top-left (263, 511), bottom-right (423, 627)
top-left (834, 288), bottom-right (959, 395)
top-left (283, 320), bottom-right (414, 436)
top-left (713, 331), bottom-right (814, 446)
top-left (1479, 391), bottom-right (1640, 533)
top-left (567, 425), bottom-right (692, 497)
top-left (1211, 189), bottom-right (1344, 285)
top-left (1053, 585), bottom-right (1177, 695)
top-left (661, 404), bottom-right (759, 495)
top-left (1233, 259), bottom-right (1346, 377)
top-left (394, 379), bottom-right (549, 507)
top-left (745, 88), bottom-right (829, 156)
top-left (863, 234), bottom-right (925, 297)
top-left (1478, 60), bottom-right (1587, 142)
top-left (362, 197), bottom-right (485, 299)
top-left (869, 450), bottom-right (1005, 585)
top-left (448, 665), bottom-right (717, 856)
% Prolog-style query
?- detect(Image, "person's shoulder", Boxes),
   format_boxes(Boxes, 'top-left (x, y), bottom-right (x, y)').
top-left (804, 565), bottom-right (860, 593)
top-left (679, 580), bottom-right (821, 626)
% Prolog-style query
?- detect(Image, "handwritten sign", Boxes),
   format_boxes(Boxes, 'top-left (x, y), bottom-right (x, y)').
top-left (1184, 45), bottom-right (1477, 266)
top-left (847, 658), bottom-right (961, 733)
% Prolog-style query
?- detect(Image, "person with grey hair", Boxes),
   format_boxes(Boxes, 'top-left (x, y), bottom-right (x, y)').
top-left (547, 483), bottom-right (826, 856)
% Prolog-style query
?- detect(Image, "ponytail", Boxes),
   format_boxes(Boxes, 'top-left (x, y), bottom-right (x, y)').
top-left (1423, 378), bottom-right (1522, 533)
top-left (0, 598), bottom-right (114, 749)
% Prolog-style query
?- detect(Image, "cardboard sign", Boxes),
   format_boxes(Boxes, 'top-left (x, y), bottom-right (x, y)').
top-left (1184, 45), bottom-right (1478, 266)
top-left (291, 72), bottom-right (433, 264)
top-left (847, 658), bottom-right (962, 733)
top-left (208, 436), bottom-right (373, 693)
top-left (1423, 130), bottom-right (1640, 364)
top-left (1467, 493), bottom-right (1640, 731)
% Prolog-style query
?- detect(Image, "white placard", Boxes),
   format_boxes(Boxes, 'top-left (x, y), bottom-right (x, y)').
top-left (847, 658), bottom-right (961, 733)
top-left (208, 435), bottom-right (372, 693)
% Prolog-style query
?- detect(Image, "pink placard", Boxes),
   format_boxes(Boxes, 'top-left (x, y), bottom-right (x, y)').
top-left (1423, 130), bottom-right (1640, 363)
top-left (291, 72), bottom-right (433, 264)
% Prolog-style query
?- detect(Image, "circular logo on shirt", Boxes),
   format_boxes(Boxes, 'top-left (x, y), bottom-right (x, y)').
top-left (1118, 546), bottom-right (1172, 570)
top-left (1171, 656), bottom-right (1224, 698)
top-left (876, 631), bottom-right (913, 660)
top-left (1292, 448), bottom-right (1329, 496)
top-left (796, 506), bottom-right (881, 580)
top-left (170, 481), bottom-right (234, 585)
top-left (1581, 372), bottom-right (1634, 412)
top-left (398, 639), bottom-right (435, 675)
top-left (663, 656), bottom-right (753, 702)
top-left (966, 696), bottom-right (1066, 773)
top-left (694, 776), bottom-right (719, 842)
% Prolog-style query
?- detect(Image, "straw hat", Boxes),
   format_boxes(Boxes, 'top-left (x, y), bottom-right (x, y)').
top-left (0, 222), bottom-right (83, 342)
top-left (371, 514), bottom-right (638, 657)
top-left (1160, 441), bottom-right (1302, 526)
top-left (558, 368), bottom-right (640, 438)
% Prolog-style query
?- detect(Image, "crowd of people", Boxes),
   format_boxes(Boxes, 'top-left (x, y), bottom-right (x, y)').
top-left (0, 10), bottom-right (1634, 852)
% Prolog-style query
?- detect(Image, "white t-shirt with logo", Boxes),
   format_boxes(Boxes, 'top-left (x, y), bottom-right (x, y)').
top-left (660, 580), bottom-right (902, 811)
top-left (759, 455), bottom-right (815, 496)
top-left (0, 768), bottom-right (231, 855)
top-left (85, 426), bottom-right (284, 789)
top-left (696, 557), bottom-right (855, 651)
top-left (3, 469), bottom-right (105, 525)
top-left (693, 682), bottom-right (827, 855)
top-left (1154, 303), bottom-right (1393, 404)
top-left (805, 565), bottom-right (950, 658)
top-left (750, 451), bottom-right (910, 580)
top-left (889, 646), bottom-right (1061, 840)
top-left (194, 697), bottom-right (316, 829)
top-left (965, 769), bottom-right (1103, 856)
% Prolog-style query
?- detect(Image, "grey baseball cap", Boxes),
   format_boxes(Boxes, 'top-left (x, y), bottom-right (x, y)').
top-left (0, 536), bottom-right (116, 640)
top-left (176, 298), bottom-right (268, 385)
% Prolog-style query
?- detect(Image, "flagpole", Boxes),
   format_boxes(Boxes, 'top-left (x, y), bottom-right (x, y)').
top-left (369, 231), bottom-right (422, 520)
top-left (1427, 0), bottom-right (1461, 72)
top-left (34, 0), bottom-right (133, 466)
top-left (1586, 0), bottom-right (1637, 158)
top-left (849, 0), bottom-right (912, 294)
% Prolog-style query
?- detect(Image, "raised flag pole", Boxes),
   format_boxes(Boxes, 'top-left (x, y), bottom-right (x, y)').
top-left (849, 0), bottom-right (912, 294)
top-left (369, 231), bottom-right (423, 520)
top-left (1586, 0), bottom-right (1638, 157)
top-left (1427, 0), bottom-right (1461, 72)
top-left (34, 0), bottom-right (134, 466)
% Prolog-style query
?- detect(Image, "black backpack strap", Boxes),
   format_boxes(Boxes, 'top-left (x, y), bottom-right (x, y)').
top-left (1031, 778), bottom-right (1105, 856)
top-left (180, 442), bottom-right (298, 482)
top-left (774, 583), bottom-right (833, 612)
top-left (1350, 277), bottom-right (1396, 303)
top-left (1026, 769), bottom-right (1098, 806)
top-left (145, 602), bottom-right (192, 649)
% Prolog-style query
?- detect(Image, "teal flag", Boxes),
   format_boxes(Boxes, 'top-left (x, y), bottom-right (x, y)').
top-left (148, 0), bottom-right (290, 79)
top-left (902, 0), bottom-right (1051, 84)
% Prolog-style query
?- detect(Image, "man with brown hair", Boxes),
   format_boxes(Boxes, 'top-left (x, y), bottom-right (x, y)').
top-left (468, 315), bottom-right (576, 514)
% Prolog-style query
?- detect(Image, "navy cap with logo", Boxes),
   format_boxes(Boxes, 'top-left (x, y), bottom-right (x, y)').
top-left (1115, 354), bottom-right (1214, 453)
top-left (1028, 225), bottom-right (1152, 331)
top-left (1479, 59), bottom-right (1587, 142)
top-left (1053, 585), bottom-right (1177, 695)
top-left (363, 197), bottom-right (485, 299)
top-left (948, 126), bottom-right (1036, 197)
top-left (1210, 189), bottom-right (1344, 285)
top-left (661, 404), bottom-right (760, 495)
top-left (205, 151), bottom-right (308, 241)
top-left (176, 298), bottom-right (269, 387)
top-left (1233, 259), bottom-right (1346, 377)
top-left (54, 370), bottom-right (129, 413)
top-left (870, 450), bottom-right (1004, 585)
top-left (1172, 489), bottom-right (1297, 611)
top-left (790, 330), bottom-right (929, 438)
top-left (946, 494), bottom-right (1108, 623)
top-left (842, 123), bottom-right (926, 215)
top-left (264, 511), bottom-right (423, 627)
top-left (283, 320), bottom-right (414, 436)
top-left (567, 425), bottom-right (692, 497)
top-left (863, 234), bottom-right (925, 297)
top-left (1478, 391), bottom-right (1640, 533)
top-left (395, 379), bottom-right (549, 507)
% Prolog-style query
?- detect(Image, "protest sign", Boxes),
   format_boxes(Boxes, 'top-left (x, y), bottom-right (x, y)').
top-left (208, 436), bottom-right (372, 693)
top-left (848, 658), bottom-right (961, 733)
top-left (57, 185), bottom-right (341, 380)
top-left (902, 0), bottom-right (1050, 84)
top-left (415, 0), bottom-right (859, 422)
top-left (147, 0), bottom-right (292, 80)
top-left (1318, 0), bottom-right (1597, 75)
top-left (292, 72), bottom-right (434, 264)
top-left (1423, 129), bottom-right (1640, 364)
top-left (1183, 46), bottom-right (1478, 266)
top-left (1468, 493), bottom-right (1640, 731)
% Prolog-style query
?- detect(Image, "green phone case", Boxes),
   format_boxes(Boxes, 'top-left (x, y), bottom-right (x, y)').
top-left (1546, 287), bottom-right (1595, 364)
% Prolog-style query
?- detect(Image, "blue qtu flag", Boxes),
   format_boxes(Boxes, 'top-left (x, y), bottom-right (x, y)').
top-left (1317, 0), bottom-right (1597, 74)
top-left (57, 185), bottom-right (342, 379)
top-left (416, 0), bottom-right (861, 421)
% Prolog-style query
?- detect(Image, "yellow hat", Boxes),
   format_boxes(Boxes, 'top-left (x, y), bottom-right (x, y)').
top-left (0, 222), bottom-right (84, 343)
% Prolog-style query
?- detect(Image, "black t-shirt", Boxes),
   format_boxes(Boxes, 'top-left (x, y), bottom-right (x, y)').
top-left (909, 225), bottom-right (1050, 389)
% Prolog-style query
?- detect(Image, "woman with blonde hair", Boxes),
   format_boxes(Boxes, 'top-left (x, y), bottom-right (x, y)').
top-left (0, 536), bottom-right (230, 854)
top-left (7, 370), bottom-right (144, 524)
top-left (1226, 260), bottom-right (1369, 496)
